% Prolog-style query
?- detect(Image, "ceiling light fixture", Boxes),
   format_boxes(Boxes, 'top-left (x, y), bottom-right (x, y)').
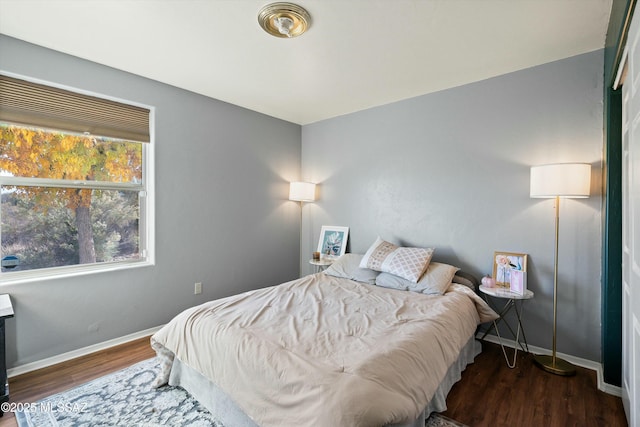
top-left (258, 2), bottom-right (311, 38)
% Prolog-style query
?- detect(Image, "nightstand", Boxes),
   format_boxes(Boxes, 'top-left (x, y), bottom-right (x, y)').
top-left (308, 259), bottom-right (333, 273)
top-left (479, 285), bottom-right (533, 368)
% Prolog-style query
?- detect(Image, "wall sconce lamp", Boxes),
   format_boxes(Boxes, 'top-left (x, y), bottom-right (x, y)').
top-left (530, 162), bottom-right (591, 376)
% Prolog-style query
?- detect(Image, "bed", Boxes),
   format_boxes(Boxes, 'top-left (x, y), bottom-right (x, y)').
top-left (151, 251), bottom-right (498, 427)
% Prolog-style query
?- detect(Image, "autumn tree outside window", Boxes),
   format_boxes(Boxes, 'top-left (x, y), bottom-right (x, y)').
top-left (0, 74), bottom-right (153, 281)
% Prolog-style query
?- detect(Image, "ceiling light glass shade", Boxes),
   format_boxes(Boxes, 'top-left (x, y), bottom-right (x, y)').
top-left (258, 3), bottom-right (311, 38)
top-left (289, 181), bottom-right (316, 202)
top-left (530, 163), bottom-right (591, 198)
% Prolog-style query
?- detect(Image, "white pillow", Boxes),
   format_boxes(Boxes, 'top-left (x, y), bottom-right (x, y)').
top-left (359, 237), bottom-right (434, 283)
top-left (375, 262), bottom-right (460, 295)
top-left (324, 253), bottom-right (379, 285)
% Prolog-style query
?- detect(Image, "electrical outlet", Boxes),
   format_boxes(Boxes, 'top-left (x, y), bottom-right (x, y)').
top-left (194, 282), bottom-right (202, 295)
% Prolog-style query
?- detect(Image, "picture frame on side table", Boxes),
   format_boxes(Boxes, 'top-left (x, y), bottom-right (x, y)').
top-left (492, 251), bottom-right (528, 289)
top-left (509, 269), bottom-right (527, 295)
top-left (317, 226), bottom-right (349, 259)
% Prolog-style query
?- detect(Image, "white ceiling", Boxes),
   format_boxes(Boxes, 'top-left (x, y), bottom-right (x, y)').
top-left (0, 0), bottom-right (613, 125)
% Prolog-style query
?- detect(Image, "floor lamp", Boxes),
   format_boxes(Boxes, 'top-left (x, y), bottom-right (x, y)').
top-left (289, 182), bottom-right (316, 272)
top-left (529, 163), bottom-right (591, 376)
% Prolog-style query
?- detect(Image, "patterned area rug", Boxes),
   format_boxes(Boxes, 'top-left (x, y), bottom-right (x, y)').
top-left (426, 413), bottom-right (469, 427)
top-left (16, 358), bottom-right (222, 427)
top-left (16, 358), bottom-right (467, 427)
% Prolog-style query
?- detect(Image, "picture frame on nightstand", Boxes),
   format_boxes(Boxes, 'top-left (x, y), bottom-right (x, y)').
top-left (317, 226), bottom-right (349, 259)
top-left (509, 269), bottom-right (527, 295)
top-left (492, 251), bottom-right (527, 289)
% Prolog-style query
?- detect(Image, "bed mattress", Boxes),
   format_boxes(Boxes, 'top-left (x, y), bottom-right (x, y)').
top-left (152, 273), bottom-right (497, 427)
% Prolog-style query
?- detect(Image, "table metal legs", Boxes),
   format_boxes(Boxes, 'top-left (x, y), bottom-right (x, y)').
top-left (480, 298), bottom-right (529, 368)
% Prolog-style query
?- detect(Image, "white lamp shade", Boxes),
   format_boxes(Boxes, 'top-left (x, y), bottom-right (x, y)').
top-left (289, 181), bottom-right (316, 202)
top-left (530, 163), bottom-right (591, 198)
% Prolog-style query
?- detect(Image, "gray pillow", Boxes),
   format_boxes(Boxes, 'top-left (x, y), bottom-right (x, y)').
top-left (452, 271), bottom-right (478, 291)
top-left (323, 253), bottom-right (380, 285)
top-left (373, 272), bottom-right (410, 291)
top-left (375, 262), bottom-right (459, 295)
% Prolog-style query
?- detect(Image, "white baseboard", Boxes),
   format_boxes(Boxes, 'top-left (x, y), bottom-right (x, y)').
top-left (8, 325), bottom-right (164, 378)
top-left (477, 332), bottom-right (623, 397)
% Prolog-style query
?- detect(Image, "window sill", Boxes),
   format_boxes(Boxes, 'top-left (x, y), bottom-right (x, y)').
top-left (0, 259), bottom-right (154, 286)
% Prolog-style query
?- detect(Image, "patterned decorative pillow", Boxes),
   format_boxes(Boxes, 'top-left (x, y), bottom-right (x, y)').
top-left (359, 237), bottom-right (434, 283)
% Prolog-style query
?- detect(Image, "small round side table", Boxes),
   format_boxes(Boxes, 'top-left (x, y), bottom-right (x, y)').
top-left (479, 285), bottom-right (534, 368)
top-left (308, 258), bottom-right (333, 273)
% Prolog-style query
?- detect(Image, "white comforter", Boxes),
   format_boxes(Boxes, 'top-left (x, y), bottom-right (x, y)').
top-left (151, 273), bottom-right (497, 427)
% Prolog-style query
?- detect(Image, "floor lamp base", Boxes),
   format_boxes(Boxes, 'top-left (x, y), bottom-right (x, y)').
top-left (533, 354), bottom-right (576, 376)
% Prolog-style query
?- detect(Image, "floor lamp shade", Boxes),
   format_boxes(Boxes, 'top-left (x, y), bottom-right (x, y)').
top-left (529, 162), bottom-right (590, 376)
top-left (530, 163), bottom-right (591, 198)
top-left (289, 182), bottom-right (316, 202)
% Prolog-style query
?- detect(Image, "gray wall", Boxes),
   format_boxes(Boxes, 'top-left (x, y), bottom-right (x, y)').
top-left (0, 35), bottom-right (302, 368)
top-left (301, 51), bottom-right (604, 362)
top-left (0, 34), bottom-right (605, 366)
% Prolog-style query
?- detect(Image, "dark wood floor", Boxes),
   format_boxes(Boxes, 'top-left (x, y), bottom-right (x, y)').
top-left (0, 337), bottom-right (627, 427)
top-left (443, 342), bottom-right (628, 427)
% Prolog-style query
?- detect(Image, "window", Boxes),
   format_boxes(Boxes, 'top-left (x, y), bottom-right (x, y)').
top-left (0, 74), bottom-right (153, 281)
